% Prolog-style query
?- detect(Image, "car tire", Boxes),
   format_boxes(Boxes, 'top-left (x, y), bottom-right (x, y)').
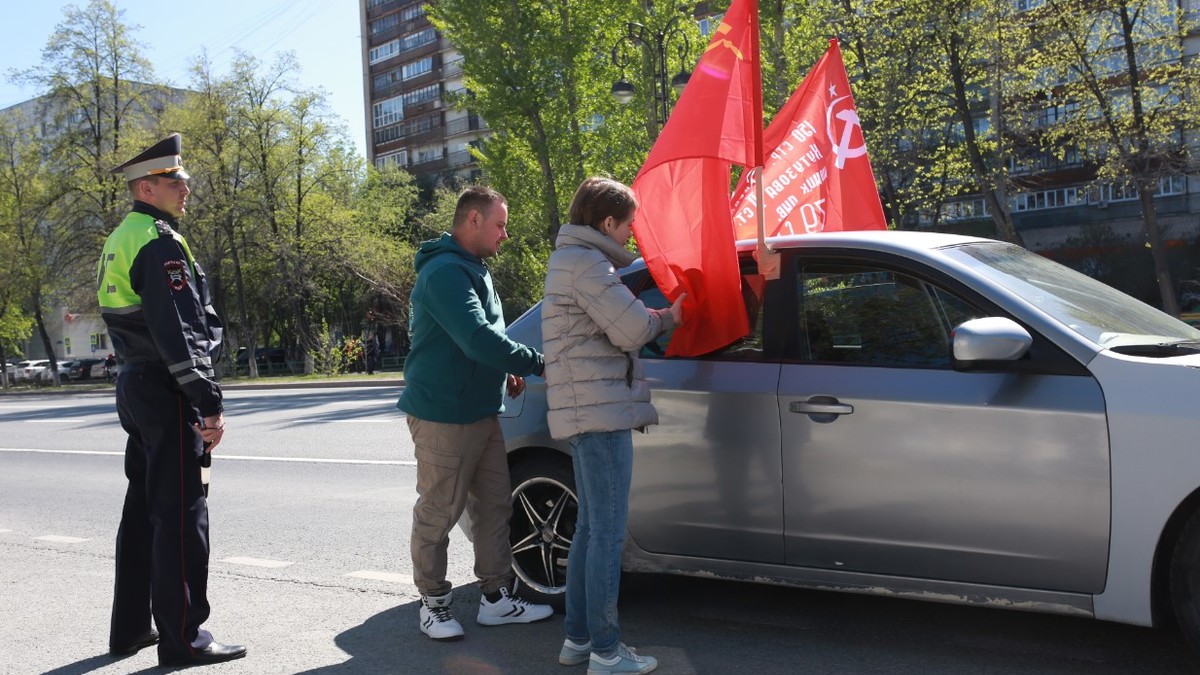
top-left (1170, 506), bottom-right (1200, 654)
top-left (508, 452), bottom-right (577, 609)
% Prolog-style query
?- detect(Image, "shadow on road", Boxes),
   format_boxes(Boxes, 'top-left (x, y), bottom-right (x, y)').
top-left (293, 572), bottom-right (1199, 674)
top-left (295, 585), bottom-right (566, 675)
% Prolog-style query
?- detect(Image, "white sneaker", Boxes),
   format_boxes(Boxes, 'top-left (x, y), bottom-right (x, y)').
top-left (476, 585), bottom-right (554, 626)
top-left (420, 593), bottom-right (464, 641)
top-left (559, 638), bottom-right (592, 665)
top-left (587, 643), bottom-right (657, 674)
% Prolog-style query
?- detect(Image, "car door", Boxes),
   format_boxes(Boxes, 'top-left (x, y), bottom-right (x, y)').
top-left (622, 265), bottom-right (786, 564)
top-left (778, 251), bottom-right (1110, 593)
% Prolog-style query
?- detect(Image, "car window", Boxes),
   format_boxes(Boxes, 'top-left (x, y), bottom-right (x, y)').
top-left (623, 266), bottom-right (765, 361)
top-left (796, 263), bottom-right (985, 367)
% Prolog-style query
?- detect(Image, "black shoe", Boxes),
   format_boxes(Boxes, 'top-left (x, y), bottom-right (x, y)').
top-left (110, 630), bottom-right (159, 656)
top-left (158, 641), bottom-right (247, 667)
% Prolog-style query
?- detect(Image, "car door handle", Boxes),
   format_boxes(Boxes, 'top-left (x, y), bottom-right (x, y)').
top-left (789, 398), bottom-right (854, 416)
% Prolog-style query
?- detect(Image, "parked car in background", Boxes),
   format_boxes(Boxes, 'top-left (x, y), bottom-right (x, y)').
top-left (69, 358), bottom-right (105, 381)
top-left (38, 360), bottom-right (77, 384)
top-left (497, 231), bottom-right (1200, 653)
top-left (89, 357), bottom-right (119, 382)
top-left (235, 347), bottom-right (290, 374)
top-left (14, 359), bottom-right (50, 383)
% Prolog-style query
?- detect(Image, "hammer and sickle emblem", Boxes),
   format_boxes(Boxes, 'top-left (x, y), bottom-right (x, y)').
top-left (826, 95), bottom-right (867, 169)
top-left (703, 22), bottom-right (744, 60)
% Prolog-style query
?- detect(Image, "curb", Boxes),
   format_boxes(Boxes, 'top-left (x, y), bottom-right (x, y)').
top-left (221, 378), bottom-right (405, 391)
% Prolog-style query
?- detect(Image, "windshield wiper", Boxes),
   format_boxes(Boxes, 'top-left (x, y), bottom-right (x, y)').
top-left (1110, 340), bottom-right (1200, 357)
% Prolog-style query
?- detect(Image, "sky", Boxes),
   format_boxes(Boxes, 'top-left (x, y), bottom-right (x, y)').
top-left (0, 0), bottom-right (368, 157)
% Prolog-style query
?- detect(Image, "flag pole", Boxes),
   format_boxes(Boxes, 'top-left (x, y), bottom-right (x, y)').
top-left (753, 167), bottom-right (779, 279)
top-left (749, 3), bottom-right (779, 280)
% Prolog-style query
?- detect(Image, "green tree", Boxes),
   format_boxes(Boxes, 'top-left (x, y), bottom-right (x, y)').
top-left (11, 0), bottom-right (168, 378)
top-left (1033, 0), bottom-right (1200, 315)
top-left (0, 111), bottom-right (63, 381)
top-left (0, 117), bottom-right (39, 383)
top-left (431, 0), bottom-right (651, 242)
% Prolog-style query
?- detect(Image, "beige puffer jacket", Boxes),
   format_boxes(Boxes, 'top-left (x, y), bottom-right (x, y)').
top-left (542, 224), bottom-right (674, 440)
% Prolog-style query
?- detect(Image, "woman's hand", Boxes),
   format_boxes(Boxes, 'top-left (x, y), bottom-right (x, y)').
top-left (669, 292), bottom-right (687, 326)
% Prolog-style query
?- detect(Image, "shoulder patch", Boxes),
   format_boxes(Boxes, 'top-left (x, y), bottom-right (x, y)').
top-left (163, 259), bottom-right (189, 291)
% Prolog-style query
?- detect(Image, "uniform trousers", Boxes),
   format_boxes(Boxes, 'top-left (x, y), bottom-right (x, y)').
top-left (110, 367), bottom-right (210, 659)
top-left (407, 415), bottom-right (514, 598)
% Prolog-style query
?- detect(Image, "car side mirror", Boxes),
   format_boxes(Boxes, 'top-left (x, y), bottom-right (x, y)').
top-left (952, 317), bottom-right (1032, 371)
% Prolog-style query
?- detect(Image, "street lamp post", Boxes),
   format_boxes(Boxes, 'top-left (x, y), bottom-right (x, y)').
top-left (610, 8), bottom-right (692, 138)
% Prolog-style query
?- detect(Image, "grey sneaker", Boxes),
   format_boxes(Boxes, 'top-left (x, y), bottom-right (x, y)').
top-left (477, 585), bottom-right (554, 626)
top-left (419, 593), bottom-right (464, 641)
top-left (587, 643), bottom-right (657, 675)
top-left (559, 638), bottom-right (592, 666)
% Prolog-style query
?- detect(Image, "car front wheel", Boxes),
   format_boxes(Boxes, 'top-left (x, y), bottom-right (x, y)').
top-left (509, 453), bottom-right (577, 608)
top-left (1170, 507), bottom-right (1200, 655)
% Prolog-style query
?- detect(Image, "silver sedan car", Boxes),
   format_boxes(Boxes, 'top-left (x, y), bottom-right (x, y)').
top-left (498, 231), bottom-right (1200, 651)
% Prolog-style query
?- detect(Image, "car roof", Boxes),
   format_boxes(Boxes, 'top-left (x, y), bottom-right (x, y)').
top-left (747, 230), bottom-right (993, 253)
top-left (619, 230), bottom-right (997, 274)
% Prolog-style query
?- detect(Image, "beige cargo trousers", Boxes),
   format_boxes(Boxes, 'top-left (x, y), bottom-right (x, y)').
top-left (407, 415), bottom-right (515, 598)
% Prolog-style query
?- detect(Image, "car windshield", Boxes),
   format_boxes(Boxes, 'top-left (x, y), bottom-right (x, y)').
top-left (943, 242), bottom-right (1200, 349)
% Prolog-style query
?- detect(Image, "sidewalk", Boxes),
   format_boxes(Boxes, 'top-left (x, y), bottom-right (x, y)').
top-left (0, 374), bottom-right (406, 396)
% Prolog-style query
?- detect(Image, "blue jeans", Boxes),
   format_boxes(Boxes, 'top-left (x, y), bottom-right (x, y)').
top-left (565, 430), bottom-right (633, 657)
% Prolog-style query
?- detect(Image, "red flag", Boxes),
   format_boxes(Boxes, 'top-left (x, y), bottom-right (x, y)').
top-left (730, 39), bottom-right (886, 240)
top-left (631, 0), bottom-right (761, 357)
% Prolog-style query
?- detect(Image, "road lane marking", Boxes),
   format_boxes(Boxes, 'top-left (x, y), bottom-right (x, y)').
top-left (220, 557), bottom-right (294, 569)
top-left (0, 448), bottom-right (415, 466)
top-left (36, 535), bottom-right (90, 543)
top-left (23, 418), bottom-right (97, 423)
top-left (0, 529), bottom-right (12, 534)
top-left (343, 571), bottom-right (412, 584)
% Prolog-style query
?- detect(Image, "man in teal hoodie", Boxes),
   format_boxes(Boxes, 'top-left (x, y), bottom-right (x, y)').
top-left (398, 186), bottom-right (552, 641)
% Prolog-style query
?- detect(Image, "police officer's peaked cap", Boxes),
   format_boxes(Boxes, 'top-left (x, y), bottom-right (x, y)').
top-left (109, 133), bottom-right (190, 182)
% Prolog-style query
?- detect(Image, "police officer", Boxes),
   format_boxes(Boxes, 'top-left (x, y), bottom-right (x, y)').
top-left (98, 134), bottom-right (246, 667)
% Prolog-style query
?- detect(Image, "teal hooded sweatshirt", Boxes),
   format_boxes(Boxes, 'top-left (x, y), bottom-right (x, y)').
top-left (397, 233), bottom-right (544, 424)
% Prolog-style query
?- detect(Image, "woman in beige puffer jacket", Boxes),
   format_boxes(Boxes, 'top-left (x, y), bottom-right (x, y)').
top-left (542, 177), bottom-right (684, 674)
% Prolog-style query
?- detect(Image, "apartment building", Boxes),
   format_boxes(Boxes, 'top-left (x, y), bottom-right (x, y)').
top-left (360, 0), bottom-right (487, 187)
top-left (925, 1), bottom-right (1200, 258)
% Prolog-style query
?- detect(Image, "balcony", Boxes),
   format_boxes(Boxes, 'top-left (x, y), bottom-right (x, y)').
top-left (447, 149), bottom-right (476, 168)
top-left (444, 115), bottom-right (487, 136)
top-left (410, 156), bottom-right (449, 174)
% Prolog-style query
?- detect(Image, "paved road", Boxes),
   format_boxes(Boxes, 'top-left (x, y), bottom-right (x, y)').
top-left (0, 387), bottom-right (1196, 674)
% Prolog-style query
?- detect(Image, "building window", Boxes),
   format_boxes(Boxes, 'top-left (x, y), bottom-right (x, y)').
top-left (412, 144), bottom-right (444, 164)
top-left (373, 113), bottom-right (437, 145)
top-left (402, 57), bottom-right (433, 80)
top-left (370, 13), bottom-right (401, 36)
top-left (373, 95), bottom-right (404, 128)
top-left (698, 14), bottom-right (724, 37)
top-left (401, 28), bottom-right (437, 52)
top-left (401, 3), bottom-right (426, 20)
top-left (367, 0), bottom-right (391, 7)
top-left (403, 84), bottom-right (440, 107)
top-left (1161, 175), bottom-right (1186, 196)
top-left (375, 150), bottom-right (408, 169)
top-left (373, 68), bottom-right (401, 90)
top-left (369, 39), bottom-right (401, 65)
top-left (939, 198), bottom-right (989, 222)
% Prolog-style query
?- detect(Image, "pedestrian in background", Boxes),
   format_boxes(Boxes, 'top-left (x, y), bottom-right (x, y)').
top-left (98, 134), bottom-right (246, 666)
top-left (397, 186), bottom-right (553, 641)
top-left (542, 176), bottom-right (685, 674)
